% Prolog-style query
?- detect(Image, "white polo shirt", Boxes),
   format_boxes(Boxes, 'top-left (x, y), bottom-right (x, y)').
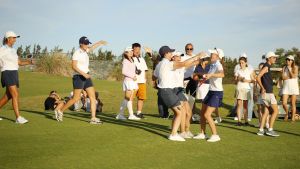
top-left (133, 56), bottom-right (148, 83)
top-left (0, 45), bottom-right (19, 72)
top-left (208, 60), bottom-right (223, 91)
top-left (72, 48), bottom-right (90, 74)
top-left (181, 54), bottom-right (196, 79)
top-left (154, 58), bottom-right (176, 89)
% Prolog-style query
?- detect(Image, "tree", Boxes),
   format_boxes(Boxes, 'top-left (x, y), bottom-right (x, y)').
top-left (17, 46), bottom-right (23, 57)
top-left (23, 45), bottom-right (31, 58)
top-left (36, 44), bottom-right (41, 58)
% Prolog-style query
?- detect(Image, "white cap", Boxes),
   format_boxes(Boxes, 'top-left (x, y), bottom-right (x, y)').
top-left (239, 53), bottom-right (247, 58)
top-left (172, 51), bottom-right (184, 57)
top-left (265, 51), bottom-right (278, 59)
top-left (124, 46), bottom-right (133, 52)
top-left (5, 31), bottom-right (20, 38)
top-left (208, 48), bottom-right (224, 59)
top-left (287, 55), bottom-right (295, 61)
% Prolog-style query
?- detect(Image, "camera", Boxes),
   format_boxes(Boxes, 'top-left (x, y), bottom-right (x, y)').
top-left (135, 67), bottom-right (142, 75)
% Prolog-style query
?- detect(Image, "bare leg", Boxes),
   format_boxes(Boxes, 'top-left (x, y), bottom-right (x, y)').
top-left (85, 87), bottom-right (97, 119)
top-left (170, 105), bottom-right (183, 135)
top-left (290, 95), bottom-right (297, 122)
top-left (0, 88), bottom-right (12, 109)
top-left (260, 106), bottom-right (270, 129)
top-left (269, 104), bottom-right (279, 129)
top-left (204, 106), bottom-right (217, 135)
top-left (282, 94), bottom-right (289, 121)
top-left (8, 86), bottom-right (21, 118)
top-left (184, 101), bottom-right (192, 132)
top-left (236, 99), bottom-right (243, 122)
top-left (200, 103), bottom-right (207, 134)
top-left (137, 99), bottom-right (144, 112)
top-left (243, 100), bottom-right (248, 123)
top-left (180, 102), bottom-right (186, 133)
top-left (60, 89), bottom-right (82, 113)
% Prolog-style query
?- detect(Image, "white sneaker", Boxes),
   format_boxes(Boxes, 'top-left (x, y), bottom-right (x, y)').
top-left (54, 110), bottom-right (63, 122)
top-left (214, 117), bottom-right (222, 124)
top-left (248, 118), bottom-right (252, 122)
top-left (0, 117), bottom-right (2, 121)
top-left (168, 134), bottom-right (186, 142)
top-left (116, 114), bottom-right (127, 120)
top-left (193, 133), bottom-right (208, 140)
top-left (207, 135), bottom-right (221, 142)
top-left (128, 115), bottom-right (141, 120)
top-left (180, 132), bottom-right (192, 139)
top-left (234, 117), bottom-right (238, 121)
top-left (15, 116), bottom-right (28, 124)
top-left (186, 131), bottom-right (194, 138)
top-left (90, 118), bottom-right (103, 124)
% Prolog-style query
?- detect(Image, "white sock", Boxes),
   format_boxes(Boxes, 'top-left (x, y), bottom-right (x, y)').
top-left (137, 111), bottom-right (141, 115)
top-left (268, 128), bottom-right (273, 131)
top-left (127, 101), bottom-right (134, 116)
top-left (259, 128), bottom-right (264, 132)
top-left (119, 99), bottom-right (128, 115)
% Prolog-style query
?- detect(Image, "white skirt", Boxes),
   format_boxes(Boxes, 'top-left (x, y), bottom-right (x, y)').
top-left (282, 78), bottom-right (299, 95)
top-left (122, 80), bottom-right (138, 91)
top-left (196, 83), bottom-right (210, 100)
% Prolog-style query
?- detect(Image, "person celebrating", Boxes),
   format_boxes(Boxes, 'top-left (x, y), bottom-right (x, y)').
top-left (194, 48), bottom-right (225, 142)
top-left (116, 47), bottom-right (141, 120)
top-left (256, 52), bottom-right (280, 137)
top-left (0, 31), bottom-right (34, 124)
top-left (153, 46), bottom-right (205, 142)
top-left (55, 36), bottom-right (107, 124)
top-left (281, 55), bottom-right (299, 122)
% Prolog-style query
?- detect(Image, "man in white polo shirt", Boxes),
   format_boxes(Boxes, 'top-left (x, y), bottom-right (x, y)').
top-left (132, 43), bottom-right (148, 119)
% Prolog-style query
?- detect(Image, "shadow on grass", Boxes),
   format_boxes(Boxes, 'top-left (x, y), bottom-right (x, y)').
top-left (0, 116), bottom-right (15, 122)
top-left (21, 109), bottom-right (171, 139)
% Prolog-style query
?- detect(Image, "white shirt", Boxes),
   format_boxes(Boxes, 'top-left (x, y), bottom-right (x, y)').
top-left (208, 60), bottom-right (223, 91)
top-left (154, 58), bottom-right (176, 89)
top-left (133, 56), bottom-right (148, 83)
top-left (72, 48), bottom-right (90, 74)
top-left (0, 45), bottom-right (19, 72)
top-left (235, 67), bottom-right (252, 90)
top-left (234, 64), bottom-right (254, 74)
top-left (181, 54), bottom-right (196, 79)
top-left (174, 68), bottom-right (185, 88)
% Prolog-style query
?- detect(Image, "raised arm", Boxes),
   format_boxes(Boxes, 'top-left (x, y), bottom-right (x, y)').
top-left (173, 52), bottom-right (206, 69)
top-left (88, 40), bottom-right (108, 53)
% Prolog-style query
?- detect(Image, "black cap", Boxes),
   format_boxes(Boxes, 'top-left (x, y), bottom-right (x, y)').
top-left (79, 36), bottom-right (92, 45)
top-left (159, 46), bottom-right (175, 57)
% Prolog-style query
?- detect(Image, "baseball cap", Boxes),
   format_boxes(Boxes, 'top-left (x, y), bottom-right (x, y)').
top-left (79, 36), bottom-right (92, 45)
top-left (172, 51), bottom-right (184, 57)
top-left (287, 55), bottom-right (295, 61)
top-left (208, 48), bottom-right (224, 59)
top-left (124, 46), bottom-right (133, 52)
top-left (5, 31), bottom-right (20, 38)
top-left (159, 46), bottom-right (175, 57)
top-left (265, 51), bottom-right (279, 59)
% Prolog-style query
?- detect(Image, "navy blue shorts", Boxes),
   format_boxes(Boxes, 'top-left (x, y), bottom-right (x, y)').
top-left (174, 87), bottom-right (187, 102)
top-left (72, 75), bottom-right (93, 90)
top-left (1, 70), bottom-right (19, 88)
top-left (203, 91), bottom-right (223, 108)
top-left (158, 88), bottom-right (181, 108)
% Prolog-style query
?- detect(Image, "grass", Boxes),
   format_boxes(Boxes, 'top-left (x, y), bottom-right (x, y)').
top-left (0, 71), bottom-right (299, 169)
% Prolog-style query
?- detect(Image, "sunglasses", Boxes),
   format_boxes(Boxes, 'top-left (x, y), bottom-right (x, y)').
top-left (286, 59), bottom-right (293, 61)
top-left (186, 48), bottom-right (193, 51)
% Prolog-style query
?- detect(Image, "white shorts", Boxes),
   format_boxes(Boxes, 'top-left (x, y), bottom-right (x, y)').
top-left (262, 93), bottom-right (277, 107)
top-left (196, 83), bottom-right (210, 100)
top-left (282, 79), bottom-right (299, 95)
top-left (122, 80), bottom-right (138, 91)
top-left (235, 88), bottom-right (251, 100)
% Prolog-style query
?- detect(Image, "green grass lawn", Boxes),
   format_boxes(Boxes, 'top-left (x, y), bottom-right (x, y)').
top-left (0, 71), bottom-right (299, 169)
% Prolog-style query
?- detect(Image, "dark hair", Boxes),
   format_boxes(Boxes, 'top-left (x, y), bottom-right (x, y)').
top-left (50, 91), bottom-right (56, 95)
top-left (132, 43), bottom-right (141, 49)
top-left (239, 57), bottom-right (248, 67)
top-left (185, 43), bottom-right (193, 50)
top-left (2, 37), bottom-right (7, 45)
top-left (259, 62), bottom-right (264, 68)
top-left (123, 52), bottom-right (133, 62)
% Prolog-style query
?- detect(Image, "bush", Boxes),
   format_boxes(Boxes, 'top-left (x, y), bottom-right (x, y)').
top-left (36, 52), bottom-right (72, 77)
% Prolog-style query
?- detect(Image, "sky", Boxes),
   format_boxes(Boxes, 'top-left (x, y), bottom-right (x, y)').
top-left (0, 0), bottom-right (300, 66)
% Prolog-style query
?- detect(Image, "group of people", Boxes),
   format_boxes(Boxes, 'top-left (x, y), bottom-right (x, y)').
top-left (0, 31), bottom-right (299, 142)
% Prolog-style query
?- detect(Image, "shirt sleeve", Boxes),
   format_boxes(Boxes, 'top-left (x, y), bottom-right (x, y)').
top-left (72, 51), bottom-right (79, 61)
top-left (122, 59), bottom-right (135, 79)
top-left (217, 62), bottom-right (224, 72)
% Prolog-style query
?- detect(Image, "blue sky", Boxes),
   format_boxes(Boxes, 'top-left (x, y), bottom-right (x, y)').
top-left (1, 0), bottom-right (299, 66)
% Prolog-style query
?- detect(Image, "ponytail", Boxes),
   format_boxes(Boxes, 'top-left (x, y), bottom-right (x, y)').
top-left (2, 37), bottom-right (7, 45)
